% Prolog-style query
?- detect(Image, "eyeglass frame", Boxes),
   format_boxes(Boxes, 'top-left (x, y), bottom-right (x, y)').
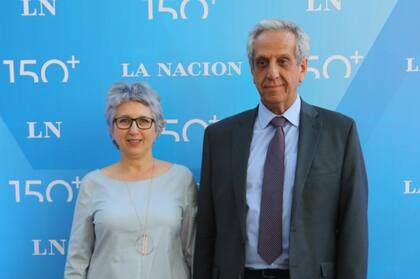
top-left (113, 116), bottom-right (155, 130)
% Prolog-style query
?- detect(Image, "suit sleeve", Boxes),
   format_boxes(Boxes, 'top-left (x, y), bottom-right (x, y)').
top-left (64, 176), bottom-right (95, 279)
top-left (193, 128), bottom-right (216, 279)
top-left (337, 121), bottom-right (368, 279)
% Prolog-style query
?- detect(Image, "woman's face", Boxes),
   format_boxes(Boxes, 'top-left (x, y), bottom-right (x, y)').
top-left (111, 101), bottom-right (157, 160)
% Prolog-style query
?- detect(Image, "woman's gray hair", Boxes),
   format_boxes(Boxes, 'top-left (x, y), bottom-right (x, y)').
top-left (105, 82), bottom-right (164, 136)
top-left (247, 19), bottom-right (310, 67)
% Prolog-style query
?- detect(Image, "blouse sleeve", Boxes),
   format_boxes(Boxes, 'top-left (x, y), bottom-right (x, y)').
top-left (181, 173), bottom-right (198, 276)
top-left (64, 175), bottom-right (96, 279)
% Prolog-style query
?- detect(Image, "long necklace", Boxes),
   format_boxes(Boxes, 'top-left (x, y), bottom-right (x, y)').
top-left (125, 160), bottom-right (155, 256)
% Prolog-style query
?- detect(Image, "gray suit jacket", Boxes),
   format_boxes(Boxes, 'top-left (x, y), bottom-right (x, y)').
top-left (193, 100), bottom-right (368, 279)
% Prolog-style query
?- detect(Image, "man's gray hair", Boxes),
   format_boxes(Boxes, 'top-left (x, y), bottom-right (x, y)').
top-left (247, 19), bottom-right (310, 67)
top-left (105, 82), bottom-right (164, 136)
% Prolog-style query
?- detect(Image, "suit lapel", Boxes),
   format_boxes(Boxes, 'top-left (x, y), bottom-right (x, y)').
top-left (231, 108), bottom-right (258, 240)
top-left (292, 100), bottom-right (321, 212)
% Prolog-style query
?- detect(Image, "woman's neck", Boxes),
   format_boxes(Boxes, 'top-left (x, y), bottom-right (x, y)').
top-left (117, 154), bottom-right (154, 178)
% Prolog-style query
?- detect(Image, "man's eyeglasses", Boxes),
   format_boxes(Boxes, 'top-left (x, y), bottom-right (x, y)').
top-left (113, 116), bottom-right (155, 130)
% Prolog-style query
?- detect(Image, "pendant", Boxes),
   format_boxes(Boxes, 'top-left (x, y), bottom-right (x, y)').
top-left (136, 233), bottom-right (154, 255)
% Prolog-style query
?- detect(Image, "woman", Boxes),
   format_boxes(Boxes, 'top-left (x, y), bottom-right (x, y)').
top-left (64, 82), bottom-right (197, 279)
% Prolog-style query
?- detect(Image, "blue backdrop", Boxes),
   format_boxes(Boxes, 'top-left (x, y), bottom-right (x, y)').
top-left (1, 0), bottom-right (419, 278)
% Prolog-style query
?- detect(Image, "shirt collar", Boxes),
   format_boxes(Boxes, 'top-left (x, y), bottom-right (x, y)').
top-left (256, 96), bottom-right (301, 129)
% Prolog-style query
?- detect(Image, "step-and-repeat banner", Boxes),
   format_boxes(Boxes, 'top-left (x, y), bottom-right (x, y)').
top-left (1, 0), bottom-right (419, 278)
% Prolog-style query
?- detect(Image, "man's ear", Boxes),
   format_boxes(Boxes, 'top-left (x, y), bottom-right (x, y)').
top-left (298, 57), bottom-right (308, 83)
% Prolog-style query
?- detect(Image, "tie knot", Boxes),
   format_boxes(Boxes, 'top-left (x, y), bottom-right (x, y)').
top-left (270, 116), bottom-right (286, 128)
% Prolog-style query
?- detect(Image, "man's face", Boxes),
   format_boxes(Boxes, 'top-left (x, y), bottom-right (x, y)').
top-left (251, 29), bottom-right (307, 114)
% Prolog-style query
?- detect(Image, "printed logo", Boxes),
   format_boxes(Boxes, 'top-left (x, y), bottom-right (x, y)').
top-left (144, 0), bottom-right (217, 20)
top-left (9, 176), bottom-right (81, 203)
top-left (121, 61), bottom-right (242, 78)
top-left (32, 239), bottom-right (66, 256)
top-left (27, 121), bottom-right (62, 139)
top-left (1, 56), bottom-right (80, 84)
top-left (307, 51), bottom-right (363, 79)
top-left (306, 0), bottom-right (341, 12)
top-left (406, 58), bottom-right (420, 72)
top-left (21, 0), bottom-right (56, 16)
top-left (403, 180), bottom-right (420, 194)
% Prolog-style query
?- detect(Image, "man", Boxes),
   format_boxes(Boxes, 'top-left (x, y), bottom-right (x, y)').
top-left (193, 19), bottom-right (368, 279)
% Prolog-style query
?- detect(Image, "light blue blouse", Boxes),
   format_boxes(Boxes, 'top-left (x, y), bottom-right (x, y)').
top-left (64, 164), bottom-right (197, 279)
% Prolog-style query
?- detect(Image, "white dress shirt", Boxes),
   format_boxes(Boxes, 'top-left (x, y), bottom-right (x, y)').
top-left (245, 96), bottom-right (301, 269)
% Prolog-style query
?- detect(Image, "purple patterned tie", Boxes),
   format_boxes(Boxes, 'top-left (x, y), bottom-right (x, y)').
top-left (258, 116), bottom-right (286, 264)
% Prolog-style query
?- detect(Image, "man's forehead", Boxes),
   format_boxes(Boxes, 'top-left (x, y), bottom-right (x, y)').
top-left (255, 29), bottom-right (296, 42)
top-left (253, 46), bottom-right (296, 60)
top-left (253, 31), bottom-right (296, 53)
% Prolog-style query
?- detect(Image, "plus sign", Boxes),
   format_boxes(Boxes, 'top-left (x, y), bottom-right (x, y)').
top-left (350, 51), bottom-right (363, 65)
top-left (67, 55), bottom-right (80, 69)
top-left (71, 176), bottom-right (81, 189)
top-left (209, 115), bottom-right (219, 124)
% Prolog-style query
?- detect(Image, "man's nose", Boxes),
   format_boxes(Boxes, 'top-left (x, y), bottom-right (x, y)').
top-left (266, 63), bottom-right (280, 80)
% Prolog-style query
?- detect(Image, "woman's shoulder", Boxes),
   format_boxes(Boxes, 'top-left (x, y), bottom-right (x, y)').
top-left (75, 169), bottom-right (105, 197)
top-left (154, 160), bottom-right (193, 182)
top-left (173, 163), bottom-right (192, 175)
top-left (81, 166), bottom-right (117, 187)
top-left (171, 164), bottom-right (196, 191)
top-left (81, 169), bottom-right (102, 183)
top-left (161, 161), bottom-right (192, 176)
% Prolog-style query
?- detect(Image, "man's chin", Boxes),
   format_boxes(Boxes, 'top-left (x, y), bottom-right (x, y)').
top-left (262, 84), bottom-right (287, 94)
top-left (261, 89), bottom-right (287, 99)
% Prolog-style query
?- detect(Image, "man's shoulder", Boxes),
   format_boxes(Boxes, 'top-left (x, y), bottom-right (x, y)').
top-left (304, 101), bottom-right (355, 127)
